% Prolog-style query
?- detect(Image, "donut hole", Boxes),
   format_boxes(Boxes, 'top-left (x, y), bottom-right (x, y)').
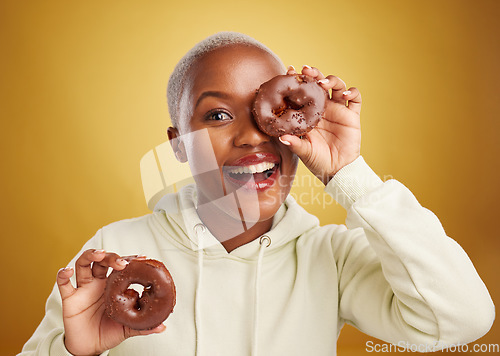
top-left (272, 106), bottom-right (287, 117)
top-left (284, 97), bottom-right (304, 111)
top-left (128, 283), bottom-right (146, 296)
top-left (272, 99), bottom-right (303, 119)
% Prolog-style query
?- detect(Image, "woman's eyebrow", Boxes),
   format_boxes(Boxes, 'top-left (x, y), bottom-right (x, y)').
top-left (195, 91), bottom-right (230, 109)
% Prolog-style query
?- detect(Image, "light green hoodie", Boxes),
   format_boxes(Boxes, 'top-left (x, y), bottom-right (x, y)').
top-left (20, 157), bottom-right (494, 355)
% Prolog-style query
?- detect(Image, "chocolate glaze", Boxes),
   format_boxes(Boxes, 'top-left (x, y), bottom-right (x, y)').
top-left (104, 259), bottom-right (176, 330)
top-left (253, 74), bottom-right (328, 137)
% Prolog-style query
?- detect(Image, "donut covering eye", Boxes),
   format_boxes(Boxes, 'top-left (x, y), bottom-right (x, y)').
top-left (252, 74), bottom-right (328, 137)
top-left (104, 259), bottom-right (176, 330)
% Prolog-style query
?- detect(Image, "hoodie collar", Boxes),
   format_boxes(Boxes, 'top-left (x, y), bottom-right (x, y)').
top-left (154, 184), bottom-right (319, 260)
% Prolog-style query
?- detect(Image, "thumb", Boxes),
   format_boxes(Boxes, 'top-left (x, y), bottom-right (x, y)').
top-left (279, 135), bottom-right (311, 159)
top-left (126, 323), bottom-right (166, 338)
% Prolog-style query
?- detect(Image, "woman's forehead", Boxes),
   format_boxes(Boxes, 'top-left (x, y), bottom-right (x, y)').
top-left (188, 45), bottom-right (285, 88)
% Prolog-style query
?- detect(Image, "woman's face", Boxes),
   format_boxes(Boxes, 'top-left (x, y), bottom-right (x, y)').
top-left (173, 44), bottom-right (298, 224)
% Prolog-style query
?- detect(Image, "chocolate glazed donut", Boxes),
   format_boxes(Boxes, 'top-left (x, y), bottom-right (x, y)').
top-left (104, 259), bottom-right (176, 330)
top-left (253, 74), bottom-right (328, 137)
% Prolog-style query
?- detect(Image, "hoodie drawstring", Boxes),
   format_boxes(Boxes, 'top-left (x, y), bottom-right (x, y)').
top-left (193, 223), bottom-right (206, 356)
top-left (252, 235), bottom-right (271, 356)
top-left (193, 226), bottom-right (271, 356)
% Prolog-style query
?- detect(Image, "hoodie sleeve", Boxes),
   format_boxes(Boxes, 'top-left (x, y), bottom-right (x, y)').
top-left (19, 230), bottom-right (109, 356)
top-left (325, 156), bottom-right (495, 349)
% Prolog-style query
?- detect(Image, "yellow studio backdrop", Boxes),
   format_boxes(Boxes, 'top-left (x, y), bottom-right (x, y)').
top-left (1, 0), bottom-right (499, 354)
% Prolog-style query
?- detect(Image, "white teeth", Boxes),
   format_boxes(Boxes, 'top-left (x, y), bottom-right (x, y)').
top-left (227, 162), bottom-right (276, 174)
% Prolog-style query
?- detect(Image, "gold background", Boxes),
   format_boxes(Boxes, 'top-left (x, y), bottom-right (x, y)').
top-left (1, 0), bottom-right (499, 354)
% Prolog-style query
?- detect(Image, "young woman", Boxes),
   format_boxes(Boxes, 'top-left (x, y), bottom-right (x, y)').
top-left (21, 32), bottom-right (494, 356)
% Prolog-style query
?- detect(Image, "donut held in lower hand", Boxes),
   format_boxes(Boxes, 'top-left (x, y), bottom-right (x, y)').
top-left (253, 74), bottom-right (328, 137)
top-left (104, 258), bottom-right (176, 330)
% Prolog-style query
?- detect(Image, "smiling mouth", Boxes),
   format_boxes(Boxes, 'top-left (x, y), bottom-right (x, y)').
top-left (224, 162), bottom-right (279, 187)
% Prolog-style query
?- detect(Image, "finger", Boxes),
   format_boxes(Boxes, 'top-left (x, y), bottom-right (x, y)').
top-left (75, 249), bottom-right (106, 287)
top-left (121, 254), bottom-right (148, 262)
top-left (344, 87), bottom-right (362, 115)
top-left (321, 75), bottom-right (347, 103)
top-left (94, 254), bottom-right (147, 278)
top-left (278, 135), bottom-right (312, 160)
top-left (57, 267), bottom-right (76, 300)
top-left (125, 323), bottom-right (166, 338)
top-left (91, 261), bottom-right (108, 279)
top-left (286, 65), bottom-right (297, 75)
top-left (301, 65), bottom-right (325, 80)
top-left (92, 252), bottom-right (129, 279)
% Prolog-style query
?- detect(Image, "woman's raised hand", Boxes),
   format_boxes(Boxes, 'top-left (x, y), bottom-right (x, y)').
top-left (279, 65), bottom-right (361, 185)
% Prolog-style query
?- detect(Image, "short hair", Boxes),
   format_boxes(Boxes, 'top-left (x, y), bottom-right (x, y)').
top-left (167, 31), bottom-right (285, 128)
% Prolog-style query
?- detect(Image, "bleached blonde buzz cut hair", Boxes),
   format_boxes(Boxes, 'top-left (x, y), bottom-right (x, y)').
top-left (167, 31), bottom-right (285, 128)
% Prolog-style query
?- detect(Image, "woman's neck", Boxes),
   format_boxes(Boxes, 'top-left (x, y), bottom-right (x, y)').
top-left (196, 200), bottom-right (273, 253)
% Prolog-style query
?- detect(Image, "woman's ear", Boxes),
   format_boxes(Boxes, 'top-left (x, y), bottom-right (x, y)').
top-left (167, 127), bottom-right (188, 163)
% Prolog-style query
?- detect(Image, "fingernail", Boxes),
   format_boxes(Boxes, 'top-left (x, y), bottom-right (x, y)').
top-left (93, 249), bottom-right (105, 254)
top-left (60, 266), bottom-right (73, 272)
top-left (302, 65), bottom-right (312, 70)
top-left (318, 79), bottom-right (329, 84)
top-left (343, 90), bottom-right (351, 96)
top-left (279, 137), bottom-right (291, 145)
top-left (287, 65), bottom-right (296, 72)
top-left (117, 258), bottom-right (129, 266)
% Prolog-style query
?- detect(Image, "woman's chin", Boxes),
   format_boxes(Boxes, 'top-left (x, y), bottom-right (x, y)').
top-left (234, 196), bottom-right (282, 225)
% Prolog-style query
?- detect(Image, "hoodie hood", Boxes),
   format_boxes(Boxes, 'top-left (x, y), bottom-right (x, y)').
top-left (153, 184), bottom-right (320, 260)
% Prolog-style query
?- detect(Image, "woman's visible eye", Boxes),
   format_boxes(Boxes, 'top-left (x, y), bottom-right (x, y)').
top-left (206, 111), bottom-right (232, 121)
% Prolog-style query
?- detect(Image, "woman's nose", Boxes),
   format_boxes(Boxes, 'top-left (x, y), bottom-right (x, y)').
top-left (233, 111), bottom-right (270, 148)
